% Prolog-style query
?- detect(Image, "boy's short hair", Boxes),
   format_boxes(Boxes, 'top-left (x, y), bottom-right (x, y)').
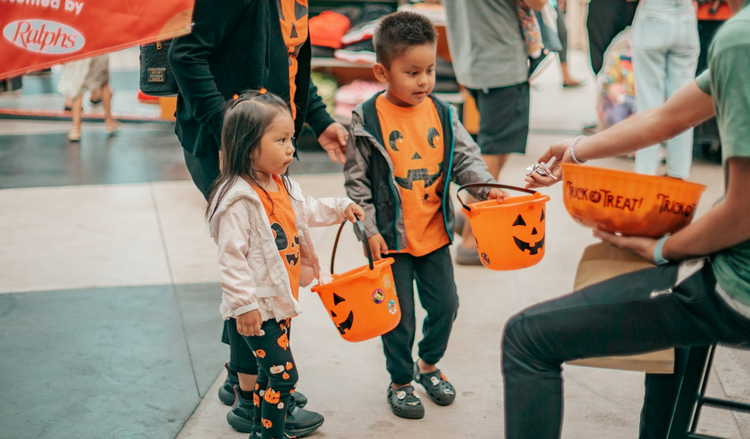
top-left (374, 11), bottom-right (437, 68)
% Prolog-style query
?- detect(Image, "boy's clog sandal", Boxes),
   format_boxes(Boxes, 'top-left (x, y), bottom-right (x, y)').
top-left (386, 384), bottom-right (425, 419)
top-left (414, 365), bottom-right (456, 406)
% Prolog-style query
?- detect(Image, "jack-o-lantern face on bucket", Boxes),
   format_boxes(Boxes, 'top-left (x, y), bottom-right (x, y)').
top-left (512, 210), bottom-right (545, 255)
top-left (328, 292), bottom-right (355, 335)
top-left (311, 249), bottom-right (401, 342)
top-left (387, 129), bottom-right (443, 191)
top-left (462, 188), bottom-right (550, 271)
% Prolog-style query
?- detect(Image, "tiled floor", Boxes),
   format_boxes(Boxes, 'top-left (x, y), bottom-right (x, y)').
top-left (1, 48), bottom-right (749, 439)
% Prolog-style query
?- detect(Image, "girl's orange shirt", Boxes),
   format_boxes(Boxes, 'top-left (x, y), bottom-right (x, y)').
top-left (253, 176), bottom-right (301, 300)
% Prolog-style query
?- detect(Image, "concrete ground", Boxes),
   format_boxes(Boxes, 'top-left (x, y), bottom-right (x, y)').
top-left (1, 49), bottom-right (749, 439)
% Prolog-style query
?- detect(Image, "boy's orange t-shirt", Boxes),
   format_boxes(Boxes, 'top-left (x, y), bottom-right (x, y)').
top-left (376, 95), bottom-right (450, 257)
top-left (252, 176), bottom-right (301, 300)
top-left (278, 0), bottom-right (309, 119)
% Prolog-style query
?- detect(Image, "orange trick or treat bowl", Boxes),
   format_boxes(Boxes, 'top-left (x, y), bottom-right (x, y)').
top-left (560, 164), bottom-right (706, 238)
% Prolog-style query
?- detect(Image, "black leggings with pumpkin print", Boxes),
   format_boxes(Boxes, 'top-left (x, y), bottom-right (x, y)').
top-left (242, 318), bottom-right (298, 439)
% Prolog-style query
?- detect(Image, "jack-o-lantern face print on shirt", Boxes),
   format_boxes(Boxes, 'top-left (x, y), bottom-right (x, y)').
top-left (389, 128), bottom-right (443, 191)
top-left (376, 96), bottom-right (451, 256)
top-left (277, 0), bottom-right (309, 119)
top-left (380, 98), bottom-right (444, 195)
top-left (277, 0), bottom-right (307, 56)
top-left (271, 222), bottom-right (300, 267)
top-left (253, 176), bottom-right (302, 300)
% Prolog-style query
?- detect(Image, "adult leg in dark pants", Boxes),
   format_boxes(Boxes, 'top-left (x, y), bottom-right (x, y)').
top-left (502, 259), bottom-right (750, 439)
top-left (183, 147), bottom-right (260, 402)
top-left (383, 245), bottom-right (459, 384)
top-left (586, 0), bottom-right (638, 74)
top-left (639, 347), bottom-right (689, 439)
top-left (183, 148), bottom-right (220, 200)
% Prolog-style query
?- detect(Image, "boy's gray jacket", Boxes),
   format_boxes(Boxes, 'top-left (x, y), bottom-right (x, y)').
top-left (344, 92), bottom-right (496, 252)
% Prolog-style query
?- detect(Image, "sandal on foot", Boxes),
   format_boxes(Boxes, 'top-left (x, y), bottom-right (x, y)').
top-left (414, 363), bottom-right (456, 406)
top-left (387, 384), bottom-right (424, 419)
top-left (105, 120), bottom-right (121, 136)
top-left (67, 128), bottom-right (81, 142)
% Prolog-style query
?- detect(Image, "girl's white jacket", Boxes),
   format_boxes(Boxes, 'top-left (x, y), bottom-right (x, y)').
top-left (208, 177), bottom-right (354, 322)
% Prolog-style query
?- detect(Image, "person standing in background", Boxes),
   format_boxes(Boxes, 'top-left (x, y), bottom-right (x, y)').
top-left (555, 0), bottom-right (585, 87)
top-left (632, 0), bottom-right (700, 178)
top-left (582, 0), bottom-right (638, 134)
top-left (443, 0), bottom-right (545, 265)
top-left (58, 55), bottom-right (119, 142)
top-left (587, 0), bottom-right (639, 75)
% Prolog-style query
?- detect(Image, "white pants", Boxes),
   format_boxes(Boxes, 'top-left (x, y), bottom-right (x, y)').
top-left (632, 0), bottom-right (699, 178)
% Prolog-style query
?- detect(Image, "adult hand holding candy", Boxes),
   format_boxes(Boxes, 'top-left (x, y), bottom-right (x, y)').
top-left (522, 81), bottom-right (750, 265)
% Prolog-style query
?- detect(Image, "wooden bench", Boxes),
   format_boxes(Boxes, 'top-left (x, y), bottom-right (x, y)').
top-left (566, 242), bottom-right (675, 374)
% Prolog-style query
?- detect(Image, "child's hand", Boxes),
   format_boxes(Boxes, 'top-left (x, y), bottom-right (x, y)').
top-left (345, 204), bottom-right (365, 223)
top-left (236, 310), bottom-right (263, 337)
top-left (488, 188), bottom-right (510, 203)
top-left (368, 233), bottom-right (389, 261)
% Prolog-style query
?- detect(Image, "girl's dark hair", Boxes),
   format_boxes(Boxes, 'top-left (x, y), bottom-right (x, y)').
top-left (206, 90), bottom-right (294, 220)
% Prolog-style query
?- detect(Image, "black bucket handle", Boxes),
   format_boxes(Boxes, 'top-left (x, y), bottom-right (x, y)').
top-left (456, 183), bottom-right (539, 213)
top-left (330, 219), bottom-right (374, 275)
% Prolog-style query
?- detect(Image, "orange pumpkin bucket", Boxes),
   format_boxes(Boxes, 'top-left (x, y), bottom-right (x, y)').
top-left (311, 220), bottom-right (400, 342)
top-left (457, 183), bottom-right (551, 271)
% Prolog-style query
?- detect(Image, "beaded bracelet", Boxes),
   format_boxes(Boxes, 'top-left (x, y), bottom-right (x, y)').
top-left (570, 135), bottom-right (587, 164)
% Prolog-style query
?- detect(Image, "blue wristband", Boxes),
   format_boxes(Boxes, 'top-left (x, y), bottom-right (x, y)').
top-left (653, 236), bottom-right (670, 266)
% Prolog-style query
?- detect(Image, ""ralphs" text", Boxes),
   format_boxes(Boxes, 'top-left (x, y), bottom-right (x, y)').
top-left (3, 19), bottom-right (85, 54)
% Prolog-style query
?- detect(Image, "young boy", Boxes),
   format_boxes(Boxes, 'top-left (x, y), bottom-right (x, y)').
top-left (344, 11), bottom-right (508, 419)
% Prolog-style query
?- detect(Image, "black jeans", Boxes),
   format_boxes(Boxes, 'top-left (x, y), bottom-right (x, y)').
top-left (183, 147), bottom-right (261, 376)
top-left (502, 259), bottom-right (750, 439)
top-left (224, 317), bottom-right (260, 375)
top-left (382, 245), bottom-right (459, 384)
top-left (183, 148), bottom-right (220, 200)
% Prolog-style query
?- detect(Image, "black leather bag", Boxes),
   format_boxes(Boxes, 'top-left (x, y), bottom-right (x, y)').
top-left (140, 40), bottom-right (178, 96)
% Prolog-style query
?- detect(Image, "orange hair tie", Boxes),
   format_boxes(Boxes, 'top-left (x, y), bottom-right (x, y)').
top-left (259, 87), bottom-right (267, 95)
top-left (232, 94), bottom-right (239, 100)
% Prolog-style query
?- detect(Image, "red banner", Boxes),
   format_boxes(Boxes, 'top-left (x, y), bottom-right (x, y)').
top-left (0, 0), bottom-right (194, 80)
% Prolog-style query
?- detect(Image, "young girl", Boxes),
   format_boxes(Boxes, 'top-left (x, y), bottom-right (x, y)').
top-left (207, 90), bottom-right (363, 439)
